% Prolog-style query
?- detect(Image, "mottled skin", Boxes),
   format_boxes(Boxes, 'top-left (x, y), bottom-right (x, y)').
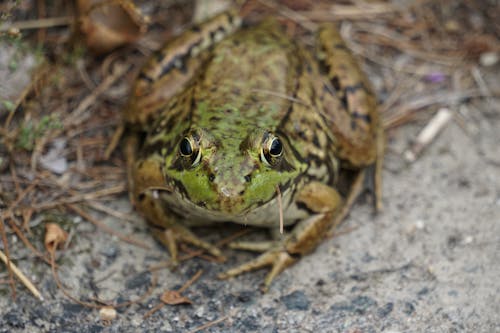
top-left (125, 11), bottom-right (384, 291)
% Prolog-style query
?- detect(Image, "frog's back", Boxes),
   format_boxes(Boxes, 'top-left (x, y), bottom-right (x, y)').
top-left (187, 22), bottom-right (301, 133)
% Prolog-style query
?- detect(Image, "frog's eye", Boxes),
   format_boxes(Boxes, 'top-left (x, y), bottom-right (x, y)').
top-left (261, 136), bottom-right (283, 167)
top-left (180, 137), bottom-right (193, 156)
top-left (179, 137), bottom-right (201, 166)
top-left (269, 137), bottom-right (283, 157)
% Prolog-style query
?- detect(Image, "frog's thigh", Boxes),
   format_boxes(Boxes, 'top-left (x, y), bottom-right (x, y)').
top-left (219, 182), bottom-right (342, 291)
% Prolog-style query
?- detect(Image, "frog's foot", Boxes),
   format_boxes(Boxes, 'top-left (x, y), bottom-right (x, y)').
top-left (153, 225), bottom-right (225, 265)
top-left (218, 247), bottom-right (297, 292)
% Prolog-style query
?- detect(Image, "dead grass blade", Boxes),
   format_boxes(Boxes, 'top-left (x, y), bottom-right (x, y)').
top-left (0, 16), bottom-right (72, 32)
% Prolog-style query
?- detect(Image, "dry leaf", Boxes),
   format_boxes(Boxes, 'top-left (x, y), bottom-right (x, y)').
top-left (160, 290), bottom-right (193, 305)
top-left (44, 223), bottom-right (68, 252)
top-left (78, 0), bottom-right (148, 54)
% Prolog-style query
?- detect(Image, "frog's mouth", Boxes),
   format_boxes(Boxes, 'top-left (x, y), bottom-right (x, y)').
top-left (150, 184), bottom-right (298, 227)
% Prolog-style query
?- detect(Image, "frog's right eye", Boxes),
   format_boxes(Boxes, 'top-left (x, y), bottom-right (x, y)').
top-left (179, 137), bottom-right (201, 166)
top-left (180, 137), bottom-right (193, 156)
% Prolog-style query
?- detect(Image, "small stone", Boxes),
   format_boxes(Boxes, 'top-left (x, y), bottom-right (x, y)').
top-left (280, 290), bottom-right (310, 311)
top-left (100, 246), bottom-right (119, 260)
top-left (236, 290), bottom-right (254, 303)
top-left (417, 287), bottom-right (430, 297)
top-left (351, 295), bottom-right (377, 314)
top-left (377, 302), bottom-right (394, 317)
top-left (480, 52), bottom-right (498, 67)
top-left (4, 310), bottom-right (25, 328)
top-left (403, 301), bottom-right (415, 315)
top-left (99, 306), bottom-right (117, 322)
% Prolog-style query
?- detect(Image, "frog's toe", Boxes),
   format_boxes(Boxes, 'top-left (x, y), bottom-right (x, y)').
top-left (218, 249), bottom-right (297, 292)
top-left (153, 226), bottom-right (224, 264)
top-left (228, 240), bottom-right (275, 252)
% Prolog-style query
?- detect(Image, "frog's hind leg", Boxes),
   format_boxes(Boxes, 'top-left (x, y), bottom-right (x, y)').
top-left (219, 181), bottom-right (344, 292)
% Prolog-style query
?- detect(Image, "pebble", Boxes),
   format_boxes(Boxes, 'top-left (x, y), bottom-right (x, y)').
top-left (280, 290), bottom-right (310, 311)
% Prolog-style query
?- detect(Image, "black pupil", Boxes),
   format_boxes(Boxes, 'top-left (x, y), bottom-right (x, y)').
top-left (269, 138), bottom-right (282, 156)
top-left (180, 138), bottom-right (193, 155)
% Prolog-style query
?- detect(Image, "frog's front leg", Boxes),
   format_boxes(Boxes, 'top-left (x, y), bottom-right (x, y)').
top-left (130, 157), bottom-right (223, 265)
top-left (218, 181), bottom-right (344, 292)
top-left (137, 188), bottom-right (224, 265)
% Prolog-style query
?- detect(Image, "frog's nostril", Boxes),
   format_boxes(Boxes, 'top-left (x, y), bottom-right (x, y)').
top-left (208, 174), bottom-right (215, 182)
top-left (220, 186), bottom-right (232, 197)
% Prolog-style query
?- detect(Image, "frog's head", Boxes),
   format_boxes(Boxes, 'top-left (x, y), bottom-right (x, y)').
top-left (164, 127), bottom-right (304, 216)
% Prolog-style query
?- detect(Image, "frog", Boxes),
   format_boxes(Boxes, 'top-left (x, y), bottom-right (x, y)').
top-left (124, 10), bottom-right (384, 291)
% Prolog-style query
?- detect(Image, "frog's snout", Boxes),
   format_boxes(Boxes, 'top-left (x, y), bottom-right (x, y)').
top-left (215, 182), bottom-right (247, 214)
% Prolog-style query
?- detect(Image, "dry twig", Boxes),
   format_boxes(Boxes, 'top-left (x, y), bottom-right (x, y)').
top-left (0, 249), bottom-right (43, 301)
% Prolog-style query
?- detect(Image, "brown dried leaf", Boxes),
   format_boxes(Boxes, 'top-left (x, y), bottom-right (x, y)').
top-left (44, 223), bottom-right (68, 253)
top-left (160, 290), bottom-right (193, 305)
top-left (78, 0), bottom-right (148, 54)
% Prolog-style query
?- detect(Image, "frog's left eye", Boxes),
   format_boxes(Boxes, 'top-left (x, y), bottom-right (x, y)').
top-left (261, 136), bottom-right (283, 167)
top-left (179, 136), bottom-right (201, 166)
top-left (269, 137), bottom-right (283, 157)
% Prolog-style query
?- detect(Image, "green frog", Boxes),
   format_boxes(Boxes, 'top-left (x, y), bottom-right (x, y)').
top-left (124, 10), bottom-right (384, 291)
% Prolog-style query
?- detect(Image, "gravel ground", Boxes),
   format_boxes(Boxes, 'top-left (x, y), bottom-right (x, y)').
top-left (1, 35), bottom-right (499, 333)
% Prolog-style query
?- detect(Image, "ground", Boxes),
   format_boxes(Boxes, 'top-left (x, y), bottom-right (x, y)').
top-left (1, 1), bottom-right (499, 332)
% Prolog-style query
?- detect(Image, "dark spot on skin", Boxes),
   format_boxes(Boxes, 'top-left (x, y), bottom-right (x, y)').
top-left (153, 49), bottom-right (164, 62)
top-left (209, 30), bottom-right (216, 41)
top-left (210, 26), bottom-right (227, 43)
top-left (351, 119), bottom-right (357, 130)
top-left (239, 190), bottom-right (245, 195)
top-left (312, 134), bottom-right (321, 148)
top-left (344, 83), bottom-right (363, 94)
top-left (191, 25), bottom-right (201, 33)
top-left (225, 109), bottom-right (233, 114)
top-left (190, 96), bottom-right (197, 112)
top-left (137, 193), bottom-right (146, 201)
top-left (244, 175), bottom-right (251, 182)
top-left (330, 76), bottom-right (341, 91)
top-left (208, 174), bottom-right (215, 182)
top-left (340, 94), bottom-right (349, 110)
top-left (352, 111), bottom-right (372, 124)
top-left (226, 12), bottom-right (234, 25)
top-left (197, 201), bottom-right (206, 208)
top-left (138, 72), bottom-right (153, 83)
top-left (210, 116), bottom-right (222, 122)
